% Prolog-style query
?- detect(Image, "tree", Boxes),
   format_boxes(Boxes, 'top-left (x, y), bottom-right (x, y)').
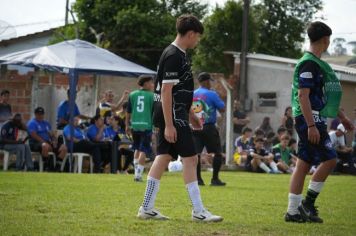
top-left (193, 1), bottom-right (259, 74)
top-left (51, 0), bottom-right (208, 69)
top-left (332, 38), bottom-right (347, 56)
top-left (253, 0), bottom-right (323, 59)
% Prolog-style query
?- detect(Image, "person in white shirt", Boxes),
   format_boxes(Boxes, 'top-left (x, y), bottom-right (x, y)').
top-left (328, 124), bottom-right (355, 174)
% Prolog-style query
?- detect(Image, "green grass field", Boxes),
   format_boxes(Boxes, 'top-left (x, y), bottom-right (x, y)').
top-left (0, 171), bottom-right (355, 236)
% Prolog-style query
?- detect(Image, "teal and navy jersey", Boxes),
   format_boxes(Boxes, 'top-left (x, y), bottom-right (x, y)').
top-left (297, 60), bottom-right (326, 113)
top-left (127, 89), bottom-right (153, 131)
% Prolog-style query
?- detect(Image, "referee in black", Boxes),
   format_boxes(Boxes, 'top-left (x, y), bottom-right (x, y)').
top-left (192, 72), bottom-right (226, 186)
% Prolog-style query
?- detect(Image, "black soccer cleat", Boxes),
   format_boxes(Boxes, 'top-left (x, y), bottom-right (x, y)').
top-left (284, 212), bottom-right (306, 223)
top-left (210, 178), bottom-right (226, 186)
top-left (298, 200), bottom-right (323, 223)
top-left (198, 179), bottom-right (205, 186)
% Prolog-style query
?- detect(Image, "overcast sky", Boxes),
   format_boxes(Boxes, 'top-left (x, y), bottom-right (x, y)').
top-left (1, 0), bottom-right (356, 52)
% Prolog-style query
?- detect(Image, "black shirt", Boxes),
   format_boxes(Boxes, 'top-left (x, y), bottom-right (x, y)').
top-left (233, 109), bottom-right (247, 134)
top-left (153, 44), bottom-right (194, 127)
top-left (0, 120), bottom-right (17, 144)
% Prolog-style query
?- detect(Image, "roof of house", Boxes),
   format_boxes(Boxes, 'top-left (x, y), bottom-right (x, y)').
top-left (225, 51), bottom-right (356, 76)
top-left (0, 27), bottom-right (59, 47)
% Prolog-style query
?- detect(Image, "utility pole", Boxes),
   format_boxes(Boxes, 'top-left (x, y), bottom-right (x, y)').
top-left (239, 0), bottom-right (250, 109)
top-left (65, 0), bottom-right (69, 25)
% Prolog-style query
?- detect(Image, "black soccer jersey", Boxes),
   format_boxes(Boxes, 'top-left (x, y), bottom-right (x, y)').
top-left (153, 43), bottom-right (194, 127)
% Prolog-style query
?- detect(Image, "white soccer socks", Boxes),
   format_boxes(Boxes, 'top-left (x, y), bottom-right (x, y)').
top-left (269, 161), bottom-right (280, 173)
top-left (142, 176), bottom-right (160, 210)
top-left (259, 162), bottom-right (271, 173)
top-left (287, 193), bottom-right (303, 215)
top-left (186, 181), bottom-right (204, 213)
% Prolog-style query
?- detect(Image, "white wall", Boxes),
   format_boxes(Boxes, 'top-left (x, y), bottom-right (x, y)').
top-left (246, 59), bottom-right (295, 132)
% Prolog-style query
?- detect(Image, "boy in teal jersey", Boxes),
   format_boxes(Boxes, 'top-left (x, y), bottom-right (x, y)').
top-left (286, 22), bottom-right (354, 223)
top-left (126, 75), bottom-right (154, 182)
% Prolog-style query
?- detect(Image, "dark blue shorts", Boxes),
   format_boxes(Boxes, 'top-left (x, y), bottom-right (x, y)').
top-left (295, 115), bottom-right (336, 166)
top-left (132, 130), bottom-right (152, 154)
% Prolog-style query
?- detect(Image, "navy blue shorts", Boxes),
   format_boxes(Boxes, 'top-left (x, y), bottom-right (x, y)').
top-left (295, 115), bottom-right (336, 166)
top-left (132, 130), bottom-right (152, 154)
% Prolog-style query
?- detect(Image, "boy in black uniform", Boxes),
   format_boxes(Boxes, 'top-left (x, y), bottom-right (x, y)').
top-left (137, 14), bottom-right (223, 222)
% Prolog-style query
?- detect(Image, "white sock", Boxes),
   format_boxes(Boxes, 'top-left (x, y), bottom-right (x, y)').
top-left (287, 193), bottom-right (303, 215)
top-left (142, 176), bottom-right (160, 210)
top-left (308, 181), bottom-right (324, 193)
top-left (137, 164), bottom-right (145, 178)
top-left (269, 161), bottom-right (279, 172)
top-left (186, 181), bottom-right (205, 213)
top-left (134, 159), bottom-right (139, 178)
top-left (259, 162), bottom-right (271, 173)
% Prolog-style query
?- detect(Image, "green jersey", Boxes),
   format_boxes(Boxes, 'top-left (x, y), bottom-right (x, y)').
top-left (128, 89), bottom-right (154, 131)
top-left (291, 52), bottom-right (342, 118)
top-left (272, 143), bottom-right (292, 165)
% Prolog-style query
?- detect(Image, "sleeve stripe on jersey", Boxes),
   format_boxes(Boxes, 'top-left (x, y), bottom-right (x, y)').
top-left (162, 79), bottom-right (179, 84)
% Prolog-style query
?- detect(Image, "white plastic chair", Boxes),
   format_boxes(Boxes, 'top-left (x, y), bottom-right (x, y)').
top-left (1, 149), bottom-right (12, 171)
top-left (61, 135), bottom-right (94, 174)
top-left (31, 151), bottom-right (57, 172)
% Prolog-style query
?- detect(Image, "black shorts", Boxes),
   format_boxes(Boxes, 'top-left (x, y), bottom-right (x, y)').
top-left (29, 141), bottom-right (60, 157)
top-left (192, 124), bottom-right (222, 154)
top-left (156, 124), bottom-right (196, 160)
top-left (132, 130), bottom-right (152, 154)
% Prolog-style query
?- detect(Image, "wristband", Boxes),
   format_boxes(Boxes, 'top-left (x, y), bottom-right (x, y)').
top-left (308, 124), bottom-right (315, 128)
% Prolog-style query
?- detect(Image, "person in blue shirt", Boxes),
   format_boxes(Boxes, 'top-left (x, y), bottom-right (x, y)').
top-left (107, 116), bottom-right (133, 174)
top-left (0, 113), bottom-right (33, 171)
top-left (57, 89), bottom-right (90, 129)
top-left (63, 116), bottom-right (102, 173)
top-left (27, 107), bottom-right (67, 171)
top-left (192, 72), bottom-right (226, 186)
top-left (86, 115), bottom-right (112, 172)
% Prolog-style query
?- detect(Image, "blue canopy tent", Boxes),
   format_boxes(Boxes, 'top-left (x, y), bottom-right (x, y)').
top-left (0, 39), bottom-right (155, 172)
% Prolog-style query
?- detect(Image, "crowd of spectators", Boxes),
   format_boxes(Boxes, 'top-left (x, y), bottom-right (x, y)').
top-left (233, 100), bottom-right (356, 175)
top-left (0, 88), bottom-right (136, 173)
top-left (1, 89), bottom-right (356, 176)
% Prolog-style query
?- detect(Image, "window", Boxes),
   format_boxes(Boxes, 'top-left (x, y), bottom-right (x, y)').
top-left (257, 92), bottom-right (277, 107)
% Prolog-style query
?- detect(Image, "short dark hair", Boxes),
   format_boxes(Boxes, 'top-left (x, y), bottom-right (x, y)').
top-left (288, 138), bottom-right (297, 146)
top-left (138, 75), bottom-right (153, 87)
top-left (242, 127), bottom-right (252, 134)
top-left (266, 131), bottom-right (275, 139)
top-left (1, 89), bottom-right (10, 96)
top-left (277, 126), bottom-right (287, 134)
top-left (176, 14), bottom-right (204, 36)
top-left (307, 21), bottom-right (332, 43)
top-left (91, 114), bottom-right (102, 124)
top-left (254, 129), bottom-right (265, 137)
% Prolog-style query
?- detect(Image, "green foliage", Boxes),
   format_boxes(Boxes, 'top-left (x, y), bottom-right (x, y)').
top-left (1, 172), bottom-right (356, 235)
top-left (253, 0), bottom-right (323, 59)
top-left (48, 25), bottom-right (77, 45)
top-left (193, 1), bottom-right (259, 74)
top-left (50, 0), bottom-right (208, 70)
